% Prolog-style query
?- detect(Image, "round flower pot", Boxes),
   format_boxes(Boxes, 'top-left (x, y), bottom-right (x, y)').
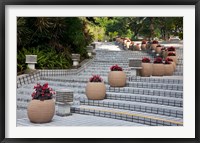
top-left (166, 51), bottom-right (176, 58)
top-left (27, 99), bottom-right (55, 123)
top-left (85, 82), bottom-right (106, 100)
top-left (156, 46), bottom-right (162, 54)
top-left (167, 56), bottom-right (178, 64)
top-left (141, 44), bottom-right (147, 50)
top-left (151, 44), bottom-right (157, 50)
top-left (135, 45), bottom-right (141, 51)
top-left (171, 61), bottom-right (176, 71)
top-left (108, 71), bottom-right (126, 87)
top-left (152, 64), bottom-right (164, 76)
top-left (164, 64), bottom-right (174, 76)
top-left (141, 63), bottom-right (152, 77)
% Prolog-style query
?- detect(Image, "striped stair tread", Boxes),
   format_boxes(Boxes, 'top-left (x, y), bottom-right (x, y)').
top-left (71, 105), bottom-right (183, 126)
top-left (80, 99), bottom-right (183, 118)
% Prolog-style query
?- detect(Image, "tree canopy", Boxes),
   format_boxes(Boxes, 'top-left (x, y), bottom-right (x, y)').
top-left (17, 17), bottom-right (183, 73)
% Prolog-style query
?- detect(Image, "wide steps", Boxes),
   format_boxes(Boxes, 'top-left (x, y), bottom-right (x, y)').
top-left (71, 105), bottom-right (183, 126)
top-left (105, 92), bottom-right (183, 107)
top-left (80, 99), bottom-right (183, 118)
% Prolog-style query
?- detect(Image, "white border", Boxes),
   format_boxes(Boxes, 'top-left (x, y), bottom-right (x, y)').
top-left (5, 5), bottom-right (195, 138)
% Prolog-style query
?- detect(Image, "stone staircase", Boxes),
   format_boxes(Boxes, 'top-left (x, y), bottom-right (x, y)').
top-left (17, 42), bottom-right (183, 126)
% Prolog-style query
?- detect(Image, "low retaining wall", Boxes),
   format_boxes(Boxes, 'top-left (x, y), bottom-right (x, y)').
top-left (17, 57), bottom-right (95, 88)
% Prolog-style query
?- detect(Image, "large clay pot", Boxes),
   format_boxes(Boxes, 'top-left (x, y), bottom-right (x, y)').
top-left (156, 46), bottom-right (162, 54)
top-left (141, 63), bottom-right (152, 77)
top-left (108, 71), bottom-right (126, 87)
top-left (27, 99), bottom-right (55, 123)
top-left (141, 44), bottom-right (147, 50)
top-left (151, 44), bottom-right (157, 50)
top-left (85, 82), bottom-right (106, 100)
top-left (171, 61), bottom-right (176, 71)
top-left (135, 45), bottom-right (141, 51)
top-left (152, 64), bottom-right (164, 76)
top-left (164, 64), bottom-right (174, 76)
top-left (165, 51), bottom-right (176, 58)
top-left (167, 56), bottom-right (178, 64)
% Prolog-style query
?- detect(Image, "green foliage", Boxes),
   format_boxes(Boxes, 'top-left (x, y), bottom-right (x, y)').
top-left (17, 46), bottom-right (72, 72)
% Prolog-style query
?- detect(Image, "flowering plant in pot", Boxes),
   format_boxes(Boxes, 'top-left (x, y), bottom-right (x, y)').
top-left (141, 40), bottom-right (147, 44)
top-left (152, 57), bottom-right (164, 76)
top-left (153, 57), bottom-right (163, 64)
top-left (167, 52), bottom-right (178, 64)
top-left (141, 40), bottom-right (147, 50)
top-left (108, 64), bottom-right (126, 87)
top-left (167, 46), bottom-right (176, 51)
top-left (151, 40), bottom-right (159, 50)
top-left (27, 83), bottom-right (55, 123)
top-left (141, 57), bottom-right (152, 77)
top-left (166, 57), bottom-right (176, 70)
top-left (165, 46), bottom-right (176, 58)
top-left (135, 43), bottom-right (140, 50)
top-left (155, 44), bottom-right (162, 54)
top-left (110, 64), bottom-right (123, 71)
top-left (86, 75), bottom-right (106, 100)
top-left (163, 59), bottom-right (174, 76)
top-left (142, 57), bottom-right (151, 63)
top-left (31, 83), bottom-right (55, 100)
top-left (152, 40), bottom-right (159, 44)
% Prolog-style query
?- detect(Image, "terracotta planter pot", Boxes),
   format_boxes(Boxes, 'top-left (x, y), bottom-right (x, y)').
top-left (164, 64), bottom-right (174, 76)
top-left (167, 56), bottom-right (178, 64)
top-left (156, 46), bottom-right (162, 54)
top-left (108, 71), bottom-right (126, 87)
top-left (141, 63), bottom-right (152, 77)
top-left (152, 64), bottom-right (164, 76)
top-left (27, 99), bottom-right (55, 123)
top-left (141, 44), bottom-right (147, 50)
top-left (166, 51), bottom-right (176, 58)
top-left (135, 45), bottom-right (141, 51)
top-left (171, 61), bottom-right (176, 71)
top-left (85, 82), bottom-right (106, 100)
top-left (151, 44), bottom-right (157, 50)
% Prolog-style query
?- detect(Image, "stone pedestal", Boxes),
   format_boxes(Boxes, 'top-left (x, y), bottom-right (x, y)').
top-left (25, 55), bottom-right (37, 70)
top-left (87, 46), bottom-right (93, 57)
top-left (72, 54), bottom-right (80, 67)
top-left (129, 58), bottom-right (142, 76)
top-left (56, 89), bottom-right (73, 116)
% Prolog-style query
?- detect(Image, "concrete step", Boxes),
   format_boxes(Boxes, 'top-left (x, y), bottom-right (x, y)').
top-left (80, 99), bottom-right (183, 118)
top-left (108, 86), bottom-right (182, 98)
top-left (105, 92), bottom-right (183, 107)
top-left (17, 113), bottom-right (148, 126)
top-left (20, 80), bottom-right (183, 98)
top-left (126, 81), bottom-right (183, 91)
top-left (129, 76), bottom-right (183, 84)
top-left (71, 105), bottom-right (183, 126)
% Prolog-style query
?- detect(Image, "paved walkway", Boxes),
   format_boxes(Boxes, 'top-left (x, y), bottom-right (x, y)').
top-left (17, 113), bottom-right (146, 126)
top-left (17, 41), bottom-right (183, 126)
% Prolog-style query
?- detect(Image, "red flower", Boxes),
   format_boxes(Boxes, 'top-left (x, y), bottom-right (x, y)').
top-left (154, 57), bottom-right (163, 64)
top-left (168, 53), bottom-right (176, 56)
top-left (167, 46), bottom-right (175, 51)
top-left (141, 40), bottom-right (146, 44)
top-left (89, 75), bottom-right (103, 82)
top-left (31, 82), bottom-right (54, 100)
top-left (110, 64), bottom-right (123, 71)
top-left (156, 44), bottom-right (162, 47)
top-left (142, 57), bottom-right (151, 63)
top-left (152, 40), bottom-right (158, 44)
top-left (166, 58), bottom-right (173, 62)
top-left (164, 60), bottom-right (171, 64)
